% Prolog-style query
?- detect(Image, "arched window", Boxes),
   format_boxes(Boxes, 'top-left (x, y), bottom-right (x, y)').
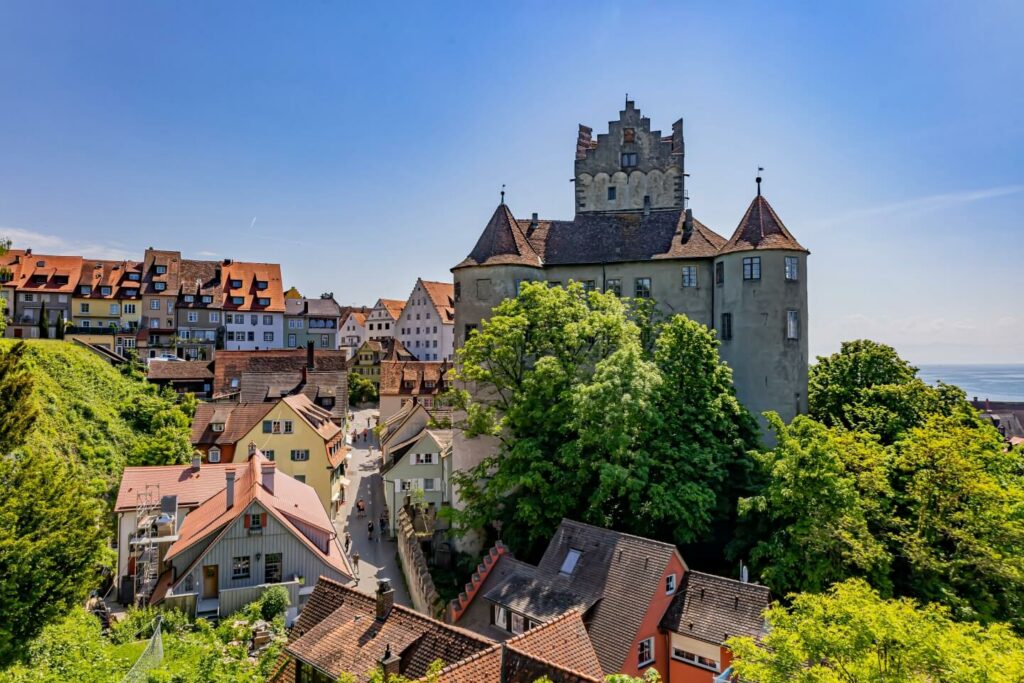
top-left (209, 447), bottom-right (221, 463)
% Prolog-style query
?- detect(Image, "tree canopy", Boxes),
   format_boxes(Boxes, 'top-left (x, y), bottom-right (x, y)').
top-left (450, 281), bottom-right (758, 559)
top-left (737, 396), bottom-right (1024, 628)
top-left (728, 579), bottom-right (1024, 682)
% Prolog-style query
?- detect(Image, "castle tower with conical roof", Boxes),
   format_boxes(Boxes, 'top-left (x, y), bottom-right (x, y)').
top-left (713, 190), bottom-right (809, 425)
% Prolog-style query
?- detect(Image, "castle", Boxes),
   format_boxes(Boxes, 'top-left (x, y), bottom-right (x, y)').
top-left (452, 99), bottom-right (809, 429)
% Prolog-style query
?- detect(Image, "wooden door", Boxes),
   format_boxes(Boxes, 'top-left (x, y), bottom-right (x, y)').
top-left (202, 565), bottom-right (218, 598)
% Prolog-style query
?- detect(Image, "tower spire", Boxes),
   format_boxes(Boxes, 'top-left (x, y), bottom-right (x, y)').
top-left (756, 166), bottom-right (764, 196)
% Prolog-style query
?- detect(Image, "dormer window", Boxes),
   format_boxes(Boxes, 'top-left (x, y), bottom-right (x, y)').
top-left (559, 548), bottom-right (582, 575)
top-left (154, 282), bottom-right (166, 292)
top-left (201, 295), bottom-right (213, 303)
top-left (211, 422), bottom-right (225, 433)
top-left (79, 285), bottom-right (91, 295)
top-left (183, 295), bottom-right (194, 303)
top-left (231, 296), bottom-right (244, 305)
top-left (155, 265), bottom-right (167, 275)
top-left (256, 281), bottom-right (268, 290)
top-left (123, 288), bottom-right (138, 297)
top-left (208, 447), bottom-right (221, 463)
top-left (127, 273), bottom-right (141, 281)
top-left (257, 297), bottom-right (270, 306)
top-left (32, 274), bottom-right (47, 284)
top-left (424, 380), bottom-right (436, 389)
top-left (100, 286), bottom-right (111, 296)
top-left (230, 279), bottom-right (243, 288)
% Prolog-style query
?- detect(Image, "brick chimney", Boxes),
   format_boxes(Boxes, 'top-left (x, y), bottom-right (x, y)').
top-left (376, 578), bottom-right (394, 620)
top-left (225, 470), bottom-right (235, 509)
top-left (304, 340), bottom-right (315, 383)
top-left (379, 643), bottom-right (401, 679)
top-left (261, 461), bottom-right (275, 495)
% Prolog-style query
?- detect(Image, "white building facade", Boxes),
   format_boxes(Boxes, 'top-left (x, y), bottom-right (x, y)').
top-left (396, 279), bottom-right (454, 361)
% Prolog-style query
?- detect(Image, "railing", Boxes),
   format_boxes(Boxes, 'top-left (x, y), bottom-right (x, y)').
top-left (66, 325), bottom-right (139, 336)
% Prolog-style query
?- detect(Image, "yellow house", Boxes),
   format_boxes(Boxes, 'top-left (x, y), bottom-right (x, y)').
top-left (191, 395), bottom-right (349, 517)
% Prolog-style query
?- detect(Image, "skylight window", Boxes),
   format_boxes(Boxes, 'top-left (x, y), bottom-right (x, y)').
top-left (560, 548), bottom-right (582, 575)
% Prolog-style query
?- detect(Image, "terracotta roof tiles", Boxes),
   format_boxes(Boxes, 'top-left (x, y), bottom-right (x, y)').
top-left (222, 261), bottom-right (286, 312)
top-left (454, 203), bottom-right (543, 269)
top-left (719, 194), bottom-right (807, 254)
top-left (419, 280), bottom-right (455, 323)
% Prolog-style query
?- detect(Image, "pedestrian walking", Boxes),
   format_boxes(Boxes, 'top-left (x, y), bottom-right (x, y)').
top-left (343, 531), bottom-right (351, 552)
top-left (356, 498), bottom-right (366, 518)
top-left (367, 519), bottom-right (374, 541)
top-left (352, 552), bottom-right (360, 576)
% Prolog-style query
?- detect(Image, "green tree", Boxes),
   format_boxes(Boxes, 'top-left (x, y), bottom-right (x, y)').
top-left (349, 371), bottom-right (379, 405)
top-left (451, 282), bottom-right (757, 558)
top-left (36, 300), bottom-right (48, 339)
top-left (0, 342), bottom-right (39, 455)
top-left (727, 579), bottom-right (1024, 682)
top-left (890, 415), bottom-right (1024, 628)
top-left (0, 450), bottom-right (106, 664)
top-left (55, 311), bottom-right (65, 340)
top-left (737, 411), bottom-right (1024, 629)
top-left (808, 339), bottom-right (974, 444)
top-left (736, 414), bottom-right (892, 597)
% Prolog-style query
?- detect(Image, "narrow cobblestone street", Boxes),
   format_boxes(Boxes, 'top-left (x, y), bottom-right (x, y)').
top-left (334, 407), bottom-right (411, 606)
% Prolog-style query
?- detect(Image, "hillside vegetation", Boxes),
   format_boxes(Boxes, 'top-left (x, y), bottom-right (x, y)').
top-left (2, 340), bottom-right (195, 491)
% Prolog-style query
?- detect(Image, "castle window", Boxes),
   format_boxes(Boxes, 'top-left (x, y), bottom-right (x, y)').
top-left (721, 313), bottom-right (733, 341)
top-left (715, 262), bottom-right (724, 285)
top-left (634, 277), bottom-right (652, 299)
top-left (476, 279), bottom-right (491, 301)
top-left (787, 310), bottom-right (800, 340)
top-left (454, 281), bottom-right (461, 302)
top-left (743, 256), bottom-right (761, 280)
top-left (621, 152), bottom-right (638, 168)
top-left (605, 279), bottom-right (621, 296)
top-left (682, 266), bottom-right (697, 288)
top-left (785, 256), bottom-right (799, 281)
top-left (581, 280), bottom-right (596, 292)
top-left (607, 186), bottom-right (617, 201)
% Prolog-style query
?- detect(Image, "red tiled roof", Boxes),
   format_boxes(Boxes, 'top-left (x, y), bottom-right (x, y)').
top-left (114, 462), bottom-right (244, 512)
top-left (455, 203), bottom-right (543, 269)
top-left (222, 261), bottom-right (286, 312)
top-left (343, 311), bottom-right (366, 326)
top-left (164, 453), bottom-right (348, 577)
top-left (379, 360), bottom-right (450, 397)
top-left (419, 280), bottom-right (455, 323)
top-left (719, 194), bottom-right (807, 255)
top-left (191, 402), bottom-right (276, 446)
top-left (147, 360), bottom-right (214, 381)
top-left (11, 253), bottom-right (84, 293)
top-left (78, 259), bottom-right (142, 299)
top-left (142, 249), bottom-right (181, 296)
top-left (378, 298), bottom-right (406, 321)
top-left (505, 610), bottom-right (603, 679)
top-left (285, 578), bottom-right (492, 682)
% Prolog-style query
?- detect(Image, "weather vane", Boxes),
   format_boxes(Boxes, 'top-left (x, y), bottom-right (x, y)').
top-left (756, 166), bottom-right (764, 196)
top-left (500, 184), bottom-right (506, 205)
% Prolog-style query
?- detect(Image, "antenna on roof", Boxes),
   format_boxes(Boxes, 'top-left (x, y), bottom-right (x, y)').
top-left (500, 184), bottom-right (505, 205)
top-left (756, 167), bottom-right (764, 196)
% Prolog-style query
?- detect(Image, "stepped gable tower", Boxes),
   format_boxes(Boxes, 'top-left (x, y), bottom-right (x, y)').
top-left (574, 98), bottom-right (684, 214)
top-left (713, 183), bottom-right (809, 428)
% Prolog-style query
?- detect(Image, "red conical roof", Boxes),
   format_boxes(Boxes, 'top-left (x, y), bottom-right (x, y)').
top-left (454, 203), bottom-right (543, 269)
top-left (719, 195), bottom-right (807, 255)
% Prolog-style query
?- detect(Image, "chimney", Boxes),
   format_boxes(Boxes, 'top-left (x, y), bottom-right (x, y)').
top-left (191, 453), bottom-right (202, 471)
top-left (225, 470), bottom-right (236, 509)
top-left (643, 195), bottom-right (651, 217)
top-left (261, 461), bottom-right (275, 495)
top-left (248, 441), bottom-right (257, 458)
top-left (379, 643), bottom-right (401, 679)
top-left (306, 340), bottom-right (315, 370)
top-left (376, 578), bottom-right (394, 620)
top-left (25, 248), bottom-right (32, 257)
top-left (684, 208), bottom-right (694, 235)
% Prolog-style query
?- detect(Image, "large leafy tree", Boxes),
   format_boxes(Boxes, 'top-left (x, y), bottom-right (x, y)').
top-left (451, 281), bottom-right (757, 559)
top-left (736, 414), bottom-right (892, 597)
top-left (737, 408), bottom-right (1024, 629)
top-left (808, 339), bottom-right (974, 443)
top-left (0, 343), bottom-right (39, 454)
top-left (728, 579), bottom-right (1024, 682)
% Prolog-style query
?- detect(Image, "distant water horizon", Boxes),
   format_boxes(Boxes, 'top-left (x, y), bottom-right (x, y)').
top-left (916, 364), bottom-right (1024, 403)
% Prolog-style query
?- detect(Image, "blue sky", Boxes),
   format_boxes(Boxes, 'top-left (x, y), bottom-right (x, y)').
top-left (1, 1), bottom-right (1021, 363)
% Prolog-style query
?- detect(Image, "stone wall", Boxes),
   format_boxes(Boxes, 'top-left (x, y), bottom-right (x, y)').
top-left (395, 506), bottom-right (443, 618)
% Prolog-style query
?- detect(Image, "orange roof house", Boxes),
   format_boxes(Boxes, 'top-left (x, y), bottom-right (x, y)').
top-left (222, 260), bottom-right (286, 312)
top-left (149, 452), bottom-right (353, 618)
top-left (270, 577), bottom-right (603, 683)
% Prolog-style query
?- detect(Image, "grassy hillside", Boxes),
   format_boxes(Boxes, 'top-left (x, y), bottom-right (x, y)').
top-left (2, 340), bottom-right (194, 492)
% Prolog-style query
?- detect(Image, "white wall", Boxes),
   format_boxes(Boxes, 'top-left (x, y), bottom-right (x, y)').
top-left (224, 312), bottom-right (284, 350)
top-left (396, 282), bottom-right (453, 361)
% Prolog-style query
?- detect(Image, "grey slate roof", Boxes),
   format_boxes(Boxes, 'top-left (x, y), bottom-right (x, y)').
top-left (719, 195), bottom-right (807, 254)
top-left (286, 296), bottom-right (343, 318)
top-left (660, 570), bottom-right (771, 645)
top-left (238, 370), bottom-right (348, 421)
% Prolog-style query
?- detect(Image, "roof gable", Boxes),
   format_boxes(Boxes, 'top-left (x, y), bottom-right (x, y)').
top-left (660, 571), bottom-right (771, 645)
